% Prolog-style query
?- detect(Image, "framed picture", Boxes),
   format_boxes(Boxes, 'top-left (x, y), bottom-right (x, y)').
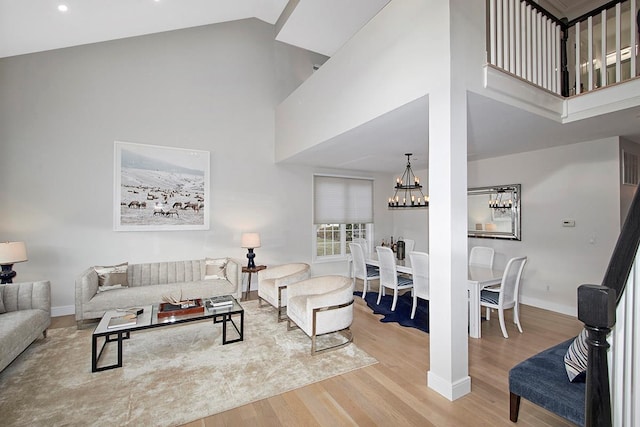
top-left (114, 141), bottom-right (210, 231)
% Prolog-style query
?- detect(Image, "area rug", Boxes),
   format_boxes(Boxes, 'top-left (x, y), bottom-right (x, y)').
top-left (0, 300), bottom-right (377, 426)
top-left (355, 291), bottom-right (430, 333)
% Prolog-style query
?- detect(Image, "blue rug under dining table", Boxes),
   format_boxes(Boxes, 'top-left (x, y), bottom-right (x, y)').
top-left (355, 291), bottom-right (429, 333)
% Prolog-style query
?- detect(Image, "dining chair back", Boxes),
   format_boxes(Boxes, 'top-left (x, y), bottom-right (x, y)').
top-left (349, 242), bottom-right (379, 299)
top-left (376, 246), bottom-right (413, 311)
top-left (408, 251), bottom-right (429, 319)
top-left (403, 239), bottom-right (415, 253)
top-left (469, 246), bottom-right (495, 268)
top-left (480, 256), bottom-right (527, 338)
top-left (352, 238), bottom-right (369, 257)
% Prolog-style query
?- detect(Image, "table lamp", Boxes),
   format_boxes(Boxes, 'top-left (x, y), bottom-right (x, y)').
top-left (241, 233), bottom-right (261, 269)
top-left (0, 241), bottom-right (28, 284)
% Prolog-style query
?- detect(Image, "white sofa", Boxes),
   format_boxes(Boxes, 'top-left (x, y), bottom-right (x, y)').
top-left (75, 258), bottom-right (242, 327)
top-left (0, 281), bottom-right (51, 372)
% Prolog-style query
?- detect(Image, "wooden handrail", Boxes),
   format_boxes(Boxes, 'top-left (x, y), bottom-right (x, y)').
top-left (601, 177), bottom-right (640, 304)
top-left (579, 172), bottom-right (640, 426)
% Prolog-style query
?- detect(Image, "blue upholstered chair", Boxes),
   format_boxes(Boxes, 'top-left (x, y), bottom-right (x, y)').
top-left (509, 338), bottom-right (585, 426)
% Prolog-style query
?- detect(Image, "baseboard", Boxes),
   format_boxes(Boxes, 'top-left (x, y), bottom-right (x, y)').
top-left (427, 371), bottom-right (471, 401)
top-left (520, 296), bottom-right (576, 317)
top-left (51, 305), bottom-right (75, 317)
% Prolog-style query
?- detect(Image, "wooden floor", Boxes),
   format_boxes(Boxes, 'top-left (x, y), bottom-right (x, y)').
top-left (51, 290), bottom-right (582, 426)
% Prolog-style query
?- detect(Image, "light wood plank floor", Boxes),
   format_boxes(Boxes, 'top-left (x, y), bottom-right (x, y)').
top-left (51, 290), bottom-right (582, 426)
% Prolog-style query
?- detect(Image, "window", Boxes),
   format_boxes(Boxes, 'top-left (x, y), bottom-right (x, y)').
top-left (315, 223), bottom-right (371, 259)
top-left (313, 175), bottom-right (373, 260)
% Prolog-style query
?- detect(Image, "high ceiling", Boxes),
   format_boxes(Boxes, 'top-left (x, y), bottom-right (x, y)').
top-left (1, 0), bottom-right (636, 173)
top-left (0, 0), bottom-right (390, 59)
top-left (0, 0), bottom-right (605, 59)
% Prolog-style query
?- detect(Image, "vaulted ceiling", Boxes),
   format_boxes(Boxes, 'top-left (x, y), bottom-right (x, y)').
top-left (1, 0), bottom-right (636, 173)
top-left (1, 0), bottom-right (609, 59)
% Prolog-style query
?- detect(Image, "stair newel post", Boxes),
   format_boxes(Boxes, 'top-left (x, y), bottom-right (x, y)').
top-left (577, 284), bottom-right (616, 427)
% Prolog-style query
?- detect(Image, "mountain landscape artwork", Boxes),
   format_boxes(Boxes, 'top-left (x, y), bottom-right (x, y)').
top-left (114, 141), bottom-right (210, 231)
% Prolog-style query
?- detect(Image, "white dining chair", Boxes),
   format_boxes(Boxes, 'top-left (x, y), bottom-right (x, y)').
top-left (352, 238), bottom-right (369, 257)
top-left (403, 239), bottom-right (415, 253)
top-left (408, 251), bottom-right (429, 319)
top-left (349, 242), bottom-right (379, 299)
top-left (480, 256), bottom-right (527, 338)
top-left (376, 246), bottom-right (413, 311)
top-left (469, 246), bottom-right (495, 268)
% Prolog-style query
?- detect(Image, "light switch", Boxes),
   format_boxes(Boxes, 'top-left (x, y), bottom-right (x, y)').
top-left (562, 219), bottom-right (575, 227)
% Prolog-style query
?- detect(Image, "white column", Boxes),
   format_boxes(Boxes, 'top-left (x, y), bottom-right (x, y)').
top-left (427, 0), bottom-right (471, 402)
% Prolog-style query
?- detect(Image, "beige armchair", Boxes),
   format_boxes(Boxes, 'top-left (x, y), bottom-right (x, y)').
top-left (257, 263), bottom-right (310, 321)
top-left (286, 275), bottom-right (354, 355)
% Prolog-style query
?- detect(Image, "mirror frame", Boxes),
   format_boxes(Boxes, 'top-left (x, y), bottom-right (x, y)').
top-left (468, 184), bottom-right (521, 241)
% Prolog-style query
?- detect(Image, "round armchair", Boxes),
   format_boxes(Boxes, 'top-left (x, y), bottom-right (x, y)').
top-left (257, 263), bottom-right (310, 321)
top-left (286, 275), bottom-right (354, 355)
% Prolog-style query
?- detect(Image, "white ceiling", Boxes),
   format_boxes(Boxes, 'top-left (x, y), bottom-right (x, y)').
top-left (0, 0), bottom-right (388, 59)
top-left (1, 0), bottom-right (636, 174)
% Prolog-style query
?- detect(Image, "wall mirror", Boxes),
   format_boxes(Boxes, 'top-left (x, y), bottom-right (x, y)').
top-left (468, 184), bottom-right (521, 240)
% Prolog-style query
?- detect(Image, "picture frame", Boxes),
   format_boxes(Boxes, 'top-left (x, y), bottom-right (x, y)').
top-left (113, 141), bottom-right (210, 231)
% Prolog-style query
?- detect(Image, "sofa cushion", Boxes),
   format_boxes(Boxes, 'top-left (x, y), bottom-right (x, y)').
top-left (204, 258), bottom-right (228, 280)
top-left (0, 288), bottom-right (5, 314)
top-left (564, 328), bottom-right (588, 382)
top-left (94, 263), bottom-right (129, 292)
top-left (128, 260), bottom-right (204, 287)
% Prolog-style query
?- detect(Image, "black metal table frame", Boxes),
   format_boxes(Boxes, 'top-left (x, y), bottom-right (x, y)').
top-left (92, 307), bottom-right (244, 373)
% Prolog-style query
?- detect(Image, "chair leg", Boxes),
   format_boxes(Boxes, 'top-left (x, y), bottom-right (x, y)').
top-left (411, 294), bottom-right (417, 319)
top-left (498, 308), bottom-right (509, 338)
top-left (391, 289), bottom-right (398, 311)
top-left (376, 286), bottom-right (383, 304)
top-left (486, 306), bottom-right (491, 320)
top-left (514, 303), bottom-right (523, 333)
top-left (362, 278), bottom-right (368, 299)
top-left (277, 286), bottom-right (288, 322)
top-left (509, 392), bottom-right (521, 422)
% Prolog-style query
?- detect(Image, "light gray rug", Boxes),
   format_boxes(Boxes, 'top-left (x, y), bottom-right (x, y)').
top-left (0, 300), bottom-right (377, 426)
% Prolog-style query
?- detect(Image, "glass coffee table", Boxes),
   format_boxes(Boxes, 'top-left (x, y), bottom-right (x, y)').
top-left (92, 296), bottom-right (244, 372)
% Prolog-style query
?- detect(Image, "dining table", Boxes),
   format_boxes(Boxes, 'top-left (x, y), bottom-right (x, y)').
top-left (365, 254), bottom-right (504, 338)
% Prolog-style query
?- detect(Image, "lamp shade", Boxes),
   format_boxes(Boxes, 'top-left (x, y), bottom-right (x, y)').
top-left (0, 241), bottom-right (28, 264)
top-left (241, 233), bottom-right (261, 248)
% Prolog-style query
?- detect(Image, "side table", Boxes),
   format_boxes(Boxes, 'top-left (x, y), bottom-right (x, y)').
top-left (242, 265), bottom-right (266, 301)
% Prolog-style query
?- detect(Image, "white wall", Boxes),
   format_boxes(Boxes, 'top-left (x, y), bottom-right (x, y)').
top-left (0, 19), bottom-right (341, 315)
top-left (275, 0), bottom-right (434, 162)
top-left (468, 137), bottom-right (621, 315)
top-left (619, 138), bottom-right (640, 224)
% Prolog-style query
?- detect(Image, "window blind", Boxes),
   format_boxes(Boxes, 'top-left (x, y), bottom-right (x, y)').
top-left (313, 175), bottom-right (373, 224)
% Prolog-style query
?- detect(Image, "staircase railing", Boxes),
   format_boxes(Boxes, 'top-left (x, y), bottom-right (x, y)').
top-left (486, 0), bottom-right (639, 97)
top-left (579, 180), bottom-right (640, 426)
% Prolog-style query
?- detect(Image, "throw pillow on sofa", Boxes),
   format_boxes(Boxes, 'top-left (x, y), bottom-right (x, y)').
top-left (94, 262), bottom-right (129, 292)
top-left (204, 258), bottom-right (228, 280)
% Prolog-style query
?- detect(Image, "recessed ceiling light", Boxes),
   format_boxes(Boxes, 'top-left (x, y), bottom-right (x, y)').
top-left (58, 4), bottom-right (68, 12)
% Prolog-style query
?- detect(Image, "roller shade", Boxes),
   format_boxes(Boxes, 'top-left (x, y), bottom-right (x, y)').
top-left (313, 175), bottom-right (373, 224)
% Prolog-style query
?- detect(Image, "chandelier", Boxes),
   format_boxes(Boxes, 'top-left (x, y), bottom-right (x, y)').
top-left (488, 188), bottom-right (514, 213)
top-left (388, 153), bottom-right (428, 209)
